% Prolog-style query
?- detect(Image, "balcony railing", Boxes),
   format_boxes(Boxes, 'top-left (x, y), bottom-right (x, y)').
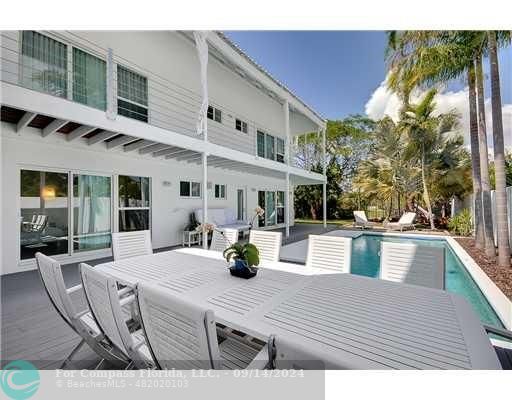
top-left (1, 31), bottom-right (307, 169)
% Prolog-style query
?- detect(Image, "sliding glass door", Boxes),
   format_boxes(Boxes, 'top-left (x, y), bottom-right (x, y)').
top-left (73, 174), bottom-right (111, 251)
top-left (20, 169), bottom-right (69, 260)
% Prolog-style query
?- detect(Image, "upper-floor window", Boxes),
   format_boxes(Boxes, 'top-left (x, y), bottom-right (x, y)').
top-left (180, 181), bottom-right (201, 198)
top-left (235, 119), bottom-right (248, 133)
top-left (257, 130), bottom-right (285, 164)
top-left (21, 31), bottom-right (68, 98)
top-left (214, 184), bottom-right (226, 199)
top-left (207, 106), bottom-right (222, 123)
top-left (117, 66), bottom-right (148, 122)
top-left (73, 48), bottom-right (106, 110)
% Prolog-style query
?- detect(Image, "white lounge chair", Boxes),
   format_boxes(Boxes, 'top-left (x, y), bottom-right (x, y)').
top-left (268, 335), bottom-right (344, 369)
top-left (379, 242), bottom-right (445, 289)
top-left (210, 228), bottom-right (238, 252)
top-left (305, 235), bottom-right (352, 273)
top-left (35, 253), bottom-right (127, 368)
top-left (249, 230), bottom-right (282, 262)
top-left (353, 211), bottom-right (377, 229)
top-left (112, 230), bottom-right (152, 261)
top-left (384, 212), bottom-right (416, 231)
top-left (136, 283), bottom-right (270, 369)
top-left (79, 263), bottom-right (153, 369)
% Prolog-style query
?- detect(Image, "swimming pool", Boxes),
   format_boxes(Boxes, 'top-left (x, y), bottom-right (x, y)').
top-left (351, 234), bottom-right (504, 328)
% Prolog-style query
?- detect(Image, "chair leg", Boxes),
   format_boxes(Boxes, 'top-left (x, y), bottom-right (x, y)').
top-left (60, 338), bottom-right (86, 369)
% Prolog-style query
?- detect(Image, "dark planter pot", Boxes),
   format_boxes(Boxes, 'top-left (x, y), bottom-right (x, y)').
top-left (229, 259), bottom-right (258, 279)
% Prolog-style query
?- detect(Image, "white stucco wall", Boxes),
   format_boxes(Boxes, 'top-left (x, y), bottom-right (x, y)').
top-left (1, 123), bottom-right (292, 275)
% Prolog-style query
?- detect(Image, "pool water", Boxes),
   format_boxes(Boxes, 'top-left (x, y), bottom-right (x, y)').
top-left (351, 234), bottom-right (504, 328)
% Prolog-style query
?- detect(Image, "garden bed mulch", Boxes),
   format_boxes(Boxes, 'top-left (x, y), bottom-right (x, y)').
top-left (455, 237), bottom-right (512, 300)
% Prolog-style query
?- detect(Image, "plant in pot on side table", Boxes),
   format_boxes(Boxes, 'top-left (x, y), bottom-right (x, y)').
top-left (223, 242), bottom-right (260, 279)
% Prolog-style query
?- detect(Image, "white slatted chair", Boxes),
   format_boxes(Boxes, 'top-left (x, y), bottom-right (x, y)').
top-left (79, 263), bottom-right (153, 369)
top-left (268, 335), bottom-right (343, 370)
top-left (112, 230), bottom-right (152, 261)
top-left (35, 253), bottom-right (126, 368)
top-left (384, 212), bottom-right (416, 231)
top-left (249, 230), bottom-right (282, 262)
top-left (305, 235), bottom-right (352, 273)
top-left (136, 283), bottom-right (269, 370)
top-left (353, 211), bottom-right (376, 229)
top-left (210, 228), bottom-right (238, 252)
top-left (379, 242), bottom-right (445, 289)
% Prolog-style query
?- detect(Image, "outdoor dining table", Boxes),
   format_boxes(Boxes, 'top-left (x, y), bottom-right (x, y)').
top-left (94, 249), bottom-right (501, 369)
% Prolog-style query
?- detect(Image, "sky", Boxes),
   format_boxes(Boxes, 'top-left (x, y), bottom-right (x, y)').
top-left (225, 31), bottom-right (511, 150)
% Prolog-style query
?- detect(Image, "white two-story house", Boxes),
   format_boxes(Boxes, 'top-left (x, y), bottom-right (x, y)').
top-left (0, 31), bottom-right (326, 275)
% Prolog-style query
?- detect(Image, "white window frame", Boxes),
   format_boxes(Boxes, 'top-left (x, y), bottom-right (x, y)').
top-left (207, 105), bottom-right (222, 123)
top-left (116, 64), bottom-right (149, 122)
top-left (117, 175), bottom-right (152, 232)
top-left (180, 180), bottom-right (202, 199)
top-left (235, 118), bottom-right (248, 133)
top-left (214, 184), bottom-right (226, 199)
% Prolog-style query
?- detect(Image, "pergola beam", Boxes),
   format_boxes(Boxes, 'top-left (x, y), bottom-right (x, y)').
top-left (88, 130), bottom-right (118, 145)
top-left (16, 112), bottom-right (36, 132)
top-left (139, 143), bottom-right (169, 155)
top-left (106, 135), bottom-right (136, 150)
top-left (124, 139), bottom-right (154, 152)
top-left (66, 125), bottom-right (96, 141)
top-left (152, 147), bottom-right (182, 157)
top-left (164, 149), bottom-right (195, 159)
top-left (42, 119), bottom-right (68, 137)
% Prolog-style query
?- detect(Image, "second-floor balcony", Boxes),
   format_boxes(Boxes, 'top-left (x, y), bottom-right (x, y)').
top-left (0, 31), bottom-right (325, 176)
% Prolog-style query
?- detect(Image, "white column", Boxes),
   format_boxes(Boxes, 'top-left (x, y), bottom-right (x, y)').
top-left (322, 125), bottom-right (327, 228)
top-left (106, 48), bottom-right (116, 120)
top-left (285, 172), bottom-right (290, 237)
top-left (202, 152), bottom-right (208, 249)
top-left (283, 100), bottom-right (290, 165)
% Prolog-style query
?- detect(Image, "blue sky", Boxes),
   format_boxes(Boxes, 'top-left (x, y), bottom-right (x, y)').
top-left (225, 31), bottom-right (511, 121)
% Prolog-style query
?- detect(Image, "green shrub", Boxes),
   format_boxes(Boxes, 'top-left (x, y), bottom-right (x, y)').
top-left (448, 209), bottom-right (473, 236)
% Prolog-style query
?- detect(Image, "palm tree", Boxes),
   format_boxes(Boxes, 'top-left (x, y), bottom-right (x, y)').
top-left (488, 31), bottom-right (511, 267)
top-left (475, 54), bottom-right (496, 259)
top-left (398, 89), bottom-right (460, 230)
top-left (386, 31), bottom-right (495, 250)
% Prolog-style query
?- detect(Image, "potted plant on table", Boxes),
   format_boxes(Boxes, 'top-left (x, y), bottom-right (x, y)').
top-left (223, 242), bottom-right (260, 279)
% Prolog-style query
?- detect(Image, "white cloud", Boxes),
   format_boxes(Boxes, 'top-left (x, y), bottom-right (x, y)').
top-left (364, 80), bottom-right (512, 154)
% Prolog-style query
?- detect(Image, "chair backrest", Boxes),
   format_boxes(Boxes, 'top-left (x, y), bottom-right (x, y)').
top-left (112, 230), bottom-right (152, 261)
top-left (379, 242), bottom-right (445, 289)
top-left (35, 252), bottom-right (77, 327)
top-left (398, 212), bottom-right (416, 225)
top-left (29, 215), bottom-right (48, 232)
top-left (136, 283), bottom-right (221, 369)
top-left (305, 235), bottom-right (351, 273)
top-left (210, 228), bottom-right (238, 252)
top-left (249, 230), bottom-right (282, 262)
top-left (270, 335), bottom-right (342, 369)
top-left (79, 263), bottom-right (134, 357)
top-left (353, 211), bottom-right (368, 223)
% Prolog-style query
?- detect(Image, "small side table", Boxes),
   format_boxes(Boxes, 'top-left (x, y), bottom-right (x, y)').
top-left (182, 230), bottom-right (202, 247)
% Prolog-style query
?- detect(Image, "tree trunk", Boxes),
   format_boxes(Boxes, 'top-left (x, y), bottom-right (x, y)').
top-left (421, 145), bottom-right (435, 230)
top-left (488, 31), bottom-right (511, 267)
top-left (467, 65), bottom-right (485, 249)
top-left (310, 203), bottom-right (317, 220)
top-left (475, 54), bottom-right (496, 260)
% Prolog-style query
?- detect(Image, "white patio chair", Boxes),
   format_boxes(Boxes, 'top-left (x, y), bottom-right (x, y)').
top-left (384, 212), bottom-right (416, 231)
top-left (379, 242), bottom-right (445, 289)
top-left (353, 211), bottom-right (376, 229)
top-left (249, 230), bottom-right (282, 262)
top-left (35, 253), bottom-right (127, 368)
top-left (79, 263), bottom-right (153, 369)
top-left (268, 335), bottom-right (343, 369)
top-left (305, 235), bottom-right (352, 273)
top-left (136, 283), bottom-right (270, 369)
top-left (112, 230), bottom-right (152, 261)
top-left (210, 228), bottom-right (238, 252)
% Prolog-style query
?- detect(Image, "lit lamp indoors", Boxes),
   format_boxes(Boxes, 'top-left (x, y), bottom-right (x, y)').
top-left (41, 186), bottom-right (56, 200)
